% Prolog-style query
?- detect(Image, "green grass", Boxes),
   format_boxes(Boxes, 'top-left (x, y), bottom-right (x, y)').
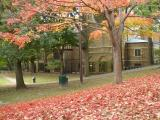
top-left (0, 75), bottom-right (10, 85)
top-left (24, 73), bottom-right (79, 84)
top-left (1, 72), bottom-right (79, 84)
top-left (0, 68), bottom-right (160, 105)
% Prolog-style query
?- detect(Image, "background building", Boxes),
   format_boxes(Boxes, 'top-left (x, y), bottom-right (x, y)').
top-left (123, 38), bottom-right (154, 69)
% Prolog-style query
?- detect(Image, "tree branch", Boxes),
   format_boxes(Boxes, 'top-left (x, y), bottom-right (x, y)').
top-left (80, 0), bottom-right (100, 13)
top-left (121, 5), bottom-right (136, 24)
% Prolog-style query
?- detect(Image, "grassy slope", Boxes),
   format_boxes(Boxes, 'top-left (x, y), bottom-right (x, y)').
top-left (0, 68), bottom-right (160, 104)
top-left (1, 72), bottom-right (79, 84)
top-left (0, 75), bottom-right (10, 85)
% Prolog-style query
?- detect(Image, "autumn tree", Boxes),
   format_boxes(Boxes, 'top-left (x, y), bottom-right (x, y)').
top-left (76, 0), bottom-right (148, 83)
top-left (0, 0), bottom-right (151, 84)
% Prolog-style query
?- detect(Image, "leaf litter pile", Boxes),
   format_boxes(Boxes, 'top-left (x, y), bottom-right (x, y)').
top-left (1, 74), bottom-right (160, 120)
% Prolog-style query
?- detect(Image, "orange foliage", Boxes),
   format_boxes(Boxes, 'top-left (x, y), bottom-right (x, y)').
top-left (92, 16), bottom-right (153, 41)
top-left (89, 30), bottom-right (103, 40)
top-left (13, 28), bottom-right (21, 35)
top-left (77, 0), bottom-right (145, 12)
top-left (36, 22), bottom-right (70, 32)
top-left (152, 32), bottom-right (160, 40)
top-left (142, 32), bottom-right (160, 41)
top-left (2, 0), bottom-right (147, 48)
top-left (10, 0), bottom-right (147, 24)
top-left (125, 16), bottom-right (153, 27)
top-left (101, 16), bottom-right (153, 27)
top-left (8, 0), bottom-right (148, 26)
top-left (0, 32), bottom-right (30, 48)
top-left (7, 18), bottom-right (21, 25)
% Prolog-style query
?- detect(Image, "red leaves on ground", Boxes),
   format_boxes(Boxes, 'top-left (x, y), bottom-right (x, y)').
top-left (1, 74), bottom-right (160, 119)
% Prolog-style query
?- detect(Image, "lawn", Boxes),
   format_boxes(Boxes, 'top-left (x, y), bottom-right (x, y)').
top-left (0, 75), bottom-right (10, 85)
top-left (24, 73), bottom-right (79, 84)
top-left (1, 70), bottom-right (160, 119)
top-left (0, 72), bottom-right (79, 84)
top-left (0, 67), bottom-right (160, 104)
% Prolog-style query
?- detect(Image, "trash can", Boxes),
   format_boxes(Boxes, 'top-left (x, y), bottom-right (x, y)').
top-left (59, 74), bottom-right (68, 86)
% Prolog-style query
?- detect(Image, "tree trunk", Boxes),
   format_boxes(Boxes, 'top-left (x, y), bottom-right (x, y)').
top-left (148, 37), bottom-right (154, 65)
top-left (15, 60), bottom-right (26, 89)
top-left (26, 61), bottom-right (30, 72)
top-left (60, 51), bottom-right (64, 75)
top-left (7, 59), bottom-right (12, 71)
top-left (104, 8), bottom-right (133, 84)
top-left (83, 49), bottom-right (89, 77)
top-left (30, 59), bottom-right (35, 73)
top-left (44, 49), bottom-right (48, 72)
top-left (113, 43), bottom-right (122, 84)
top-left (82, 26), bottom-right (90, 77)
top-left (108, 29), bottom-right (123, 84)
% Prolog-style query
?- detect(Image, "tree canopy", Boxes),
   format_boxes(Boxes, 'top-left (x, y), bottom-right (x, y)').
top-left (0, 0), bottom-right (160, 84)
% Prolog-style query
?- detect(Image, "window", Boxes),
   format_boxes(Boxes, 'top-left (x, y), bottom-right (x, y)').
top-left (89, 62), bottom-right (96, 72)
top-left (99, 62), bottom-right (107, 72)
top-left (135, 49), bottom-right (141, 56)
top-left (134, 63), bottom-right (141, 67)
top-left (54, 52), bottom-right (60, 59)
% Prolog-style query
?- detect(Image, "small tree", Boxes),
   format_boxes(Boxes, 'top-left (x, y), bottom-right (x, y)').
top-left (0, 41), bottom-right (26, 89)
top-left (45, 27), bottom-right (78, 75)
top-left (0, 40), bottom-right (39, 89)
top-left (46, 60), bottom-right (61, 71)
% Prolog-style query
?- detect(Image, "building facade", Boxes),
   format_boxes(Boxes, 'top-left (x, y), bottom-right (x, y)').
top-left (61, 37), bottom-right (154, 74)
top-left (88, 33), bottom-right (113, 74)
top-left (123, 38), bottom-right (154, 69)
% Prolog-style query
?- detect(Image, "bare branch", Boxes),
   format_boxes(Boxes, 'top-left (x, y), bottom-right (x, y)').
top-left (80, 0), bottom-right (100, 13)
top-left (124, 26), bottom-right (139, 32)
top-left (121, 5), bottom-right (136, 24)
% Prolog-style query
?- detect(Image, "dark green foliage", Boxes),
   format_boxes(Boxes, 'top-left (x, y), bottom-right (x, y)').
top-left (38, 27), bottom-right (78, 50)
top-left (134, 0), bottom-right (160, 16)
top-left (47, 60), bottom-right (61, 70)
top-left (52, 27), bottom-right (78, 48)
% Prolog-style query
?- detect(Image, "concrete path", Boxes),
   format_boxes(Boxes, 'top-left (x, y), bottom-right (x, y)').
top-left (27, 65), bottom-right (160, 85)
top-left (83, 65), bottom-right (160, 80)
top-left (3, 76), bottom-right (16, 84)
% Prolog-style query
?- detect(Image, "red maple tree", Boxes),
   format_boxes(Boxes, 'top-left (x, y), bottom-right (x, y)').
top-left (1, 0), bottom-right (148, 83)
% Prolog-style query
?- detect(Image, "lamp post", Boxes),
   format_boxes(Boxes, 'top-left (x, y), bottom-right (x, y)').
top-left (69, 8), bottom-right (83, 84)
top-left (79, 28), bottom-right (83, 84)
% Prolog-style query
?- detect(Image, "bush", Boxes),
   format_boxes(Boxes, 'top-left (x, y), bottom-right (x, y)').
top-left (46, 59), bottom-right (61, 71)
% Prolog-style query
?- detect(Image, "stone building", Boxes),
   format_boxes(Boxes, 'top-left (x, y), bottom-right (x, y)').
top-left (54, 32), bottom-right (113, 74)
top-left (123, 38), bottom-right (154, 69)
top-left (61, 36), bottom-right (154, 74)
top-left (35, 35), bottom-right (154, 75)
top-left (88, 33), bottom-right (113, 74)
top-left (63, 47), bottom-right (80, 73)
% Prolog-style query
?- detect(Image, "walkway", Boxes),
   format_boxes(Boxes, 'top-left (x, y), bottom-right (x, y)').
top-left (83, 65), bottom-right (160, 80)
top-left (3, 77), bottom-right (16, 84)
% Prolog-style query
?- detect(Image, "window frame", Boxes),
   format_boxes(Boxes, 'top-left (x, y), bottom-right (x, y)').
top-left (89, 62), bottom-right (96, 72)
top-left (134, 48), bottom-right (141, 57)
top-left (99, 62), bottom-right (107, 73)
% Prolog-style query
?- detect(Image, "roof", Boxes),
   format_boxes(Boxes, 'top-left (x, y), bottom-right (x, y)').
top-left (126, 38), bottom-right (148, 43)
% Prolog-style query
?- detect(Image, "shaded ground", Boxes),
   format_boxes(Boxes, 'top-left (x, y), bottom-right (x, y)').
top-left (0, 72), bottom-right (79, 85)
top-left (1, 65), bottom-right (160, 85)
top-left (0, 75), bottom-right (10, 85)
top-left (0, 65), bottom-right (160, 104)
top-left (3, 77), bottom-right (16, 84)
top-left (1, 73), bottom-right (160, 119)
